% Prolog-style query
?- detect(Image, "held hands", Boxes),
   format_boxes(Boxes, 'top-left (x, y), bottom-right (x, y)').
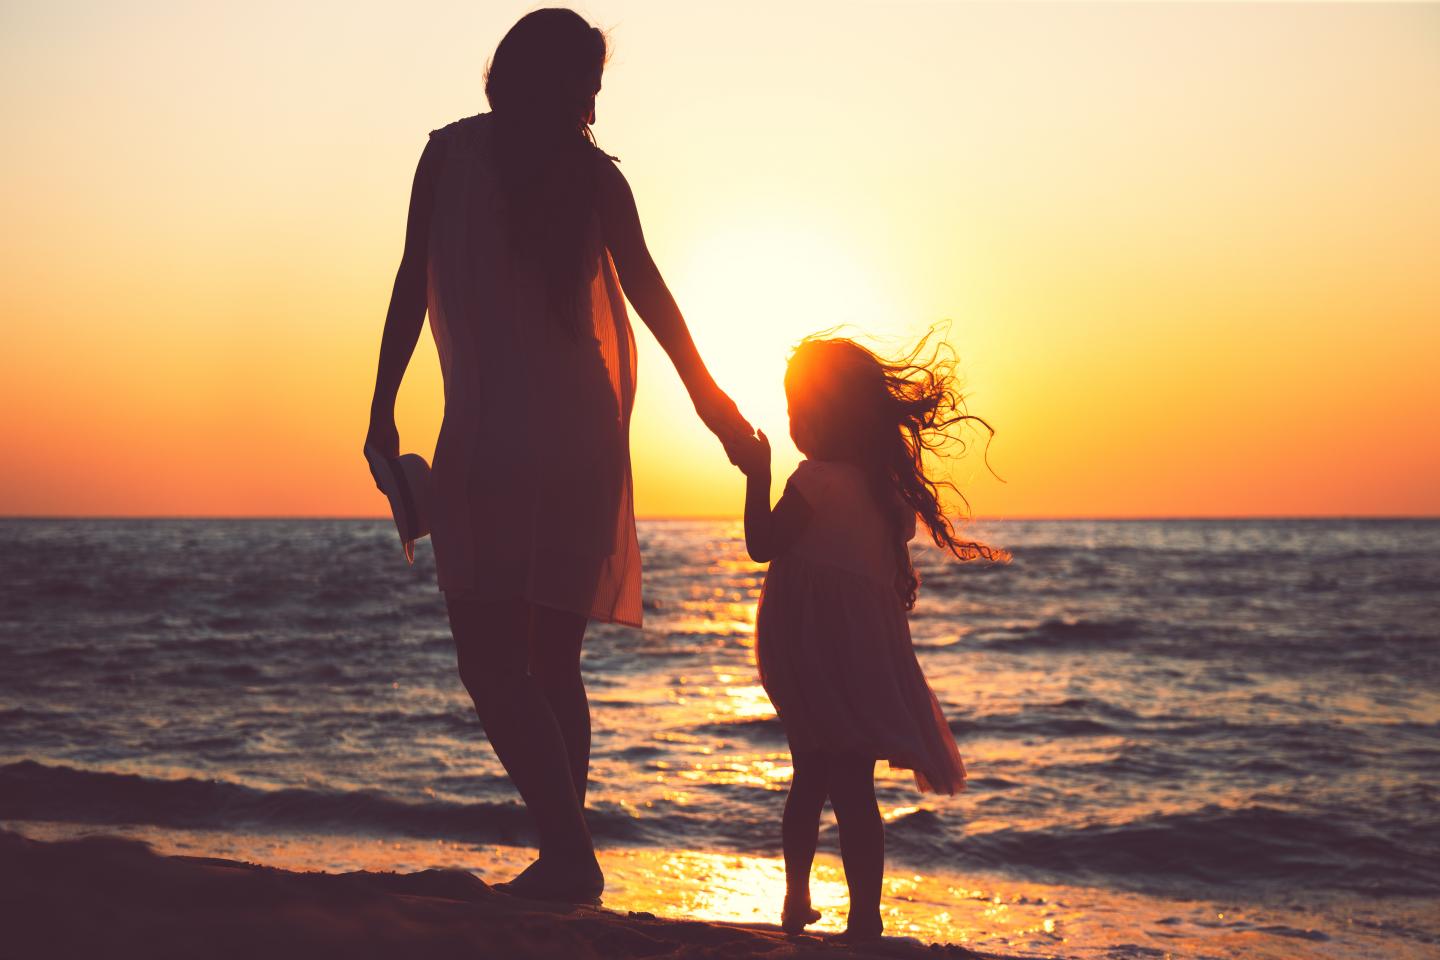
top-left (693, 383), bottom-right (752, 448)
top-left (725, 429), bottom-right (771, 479)
top-left (693, 381), bottom-right (760, 472)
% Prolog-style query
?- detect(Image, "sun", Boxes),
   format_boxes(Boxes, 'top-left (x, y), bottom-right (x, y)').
top-left (671, 220), bottom-right (908, 460)
top-left (629, 216), bottom-right (936, 516)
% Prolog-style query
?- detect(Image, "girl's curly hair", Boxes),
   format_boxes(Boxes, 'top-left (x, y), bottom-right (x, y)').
top-left (785, 327), bottom-right (1010, 609)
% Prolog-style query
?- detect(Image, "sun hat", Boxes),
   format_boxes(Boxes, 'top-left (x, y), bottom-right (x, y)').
top-left (364, 444), bottom-right (432, 563)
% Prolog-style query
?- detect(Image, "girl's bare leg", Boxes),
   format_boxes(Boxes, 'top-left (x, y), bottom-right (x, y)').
top-left (828, 755), bottom-right (883, 939)
top-left (781, 749), bottom-right (829, 931)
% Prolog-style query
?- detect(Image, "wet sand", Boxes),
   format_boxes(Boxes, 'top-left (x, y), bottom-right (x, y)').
top-left (0, 829), bottom-right (994, 960)
top-left (8, 821), bottom-right (1428, 959)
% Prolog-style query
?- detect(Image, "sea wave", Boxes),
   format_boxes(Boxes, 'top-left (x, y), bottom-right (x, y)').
top-left (969, 618), bottom-right (1148, 651)
top-left (954, 804), bottom-right (1440, 897)
top-left (7, 761), bottom-right (1438, 897)
top-left (0, 760), bottom-right (622, 847)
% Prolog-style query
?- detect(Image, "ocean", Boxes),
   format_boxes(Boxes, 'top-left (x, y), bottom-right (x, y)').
top-left (2, 518), bottom-right (1437, 958)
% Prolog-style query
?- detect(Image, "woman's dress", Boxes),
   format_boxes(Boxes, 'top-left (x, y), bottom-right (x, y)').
top-left (422, 113), bottom-right (642, 627)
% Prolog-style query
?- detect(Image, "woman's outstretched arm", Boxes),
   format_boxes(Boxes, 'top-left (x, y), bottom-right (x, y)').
top-left (596, 158), bottom-right (752, 444)
top-left (366, 139), bottom-right (439, 466)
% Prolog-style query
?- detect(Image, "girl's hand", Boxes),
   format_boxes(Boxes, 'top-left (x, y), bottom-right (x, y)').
top-left (364, 415), bottom-right (400, 491)
top-left (727, 429), bottom-right (772, 479)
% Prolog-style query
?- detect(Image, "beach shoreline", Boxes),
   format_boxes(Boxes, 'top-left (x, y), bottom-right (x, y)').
top-left (0, 828), bottom-right (993, 960)
top-left (8, 821), bottom-right (1436, 960)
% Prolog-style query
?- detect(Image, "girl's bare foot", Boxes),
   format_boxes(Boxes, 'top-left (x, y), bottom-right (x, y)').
top-left (780, 895), bottom-right (822, 934)
top-left (829, 911), bottom-right (882, 943)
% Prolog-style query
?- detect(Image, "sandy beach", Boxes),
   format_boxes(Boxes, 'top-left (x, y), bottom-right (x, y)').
top-left (0, 828), bottom-right (996, 960)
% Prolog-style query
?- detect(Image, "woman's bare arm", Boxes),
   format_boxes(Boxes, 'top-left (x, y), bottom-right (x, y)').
top-left (596, 157), bottom-right (751, 443)
top-left (366, 138), bottom-right (439, 463)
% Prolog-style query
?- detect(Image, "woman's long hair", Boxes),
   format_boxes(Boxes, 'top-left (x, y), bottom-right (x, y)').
top-left (785, 329), bottom-right (1010, 609)
top-left (484, 9), bottom-right (609, 333)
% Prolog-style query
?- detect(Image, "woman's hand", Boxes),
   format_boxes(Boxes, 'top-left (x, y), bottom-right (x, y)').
top-left (364, 414), bottom-right (400, 491)
top-left (693, 383), bottom-right (752, 446)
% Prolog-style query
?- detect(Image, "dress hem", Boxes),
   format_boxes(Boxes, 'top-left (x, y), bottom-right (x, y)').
top-left (438, 582), bottom-right (642, 629)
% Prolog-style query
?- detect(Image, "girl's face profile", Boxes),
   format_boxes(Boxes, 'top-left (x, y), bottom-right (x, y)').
top-left (787, 399), bottom-right (815, 458)
top-left (786, 359), bottom-right (842, 460)
top-left (788, 392), bottom-right (846, 461)
top-left (785, 374), bottom-right (820, 458)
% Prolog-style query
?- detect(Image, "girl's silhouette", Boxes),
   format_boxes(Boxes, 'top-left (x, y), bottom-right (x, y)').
top-left (726, 332), bottom-right (1006, 940)
top-left (365, 8), bottom-right (750, 903)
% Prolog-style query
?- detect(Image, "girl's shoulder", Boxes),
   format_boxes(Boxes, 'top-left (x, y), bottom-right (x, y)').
top-left (785, 459), bottom-right (869, 510)
top-left (786, 459), bottom-right (916, 541)
top-left (787, 457), bottom-right (856, 489)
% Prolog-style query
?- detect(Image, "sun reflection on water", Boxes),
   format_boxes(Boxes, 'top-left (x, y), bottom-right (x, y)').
top-left (705, 681), bottom-right (775, 721)
top-left (606, 848), bottom-right (850, 934)
top-left (11, 820), bottom-right (1429, 958)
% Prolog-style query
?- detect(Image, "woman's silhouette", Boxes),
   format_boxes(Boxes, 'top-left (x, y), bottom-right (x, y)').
top-left (365, 8), bottom-right (751, 901)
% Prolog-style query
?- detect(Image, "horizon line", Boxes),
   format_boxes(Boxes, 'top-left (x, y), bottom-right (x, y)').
top-left (2, 513), bottom-right (1437, 523)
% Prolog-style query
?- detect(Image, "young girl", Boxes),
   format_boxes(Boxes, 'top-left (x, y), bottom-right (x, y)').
top-left (725, 332), bottom-right (1006, 941)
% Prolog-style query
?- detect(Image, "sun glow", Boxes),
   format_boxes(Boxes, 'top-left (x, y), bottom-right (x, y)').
top-left (672, 219), bottom-right (916, 468)
top-left (2, 3), bottom-right (1435, 517)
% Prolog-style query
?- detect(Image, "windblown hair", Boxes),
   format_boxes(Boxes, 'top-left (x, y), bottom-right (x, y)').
top-left (484, 9), bottom-right (609, 333)
top-left (784, 329), bottom-right (1010, 609)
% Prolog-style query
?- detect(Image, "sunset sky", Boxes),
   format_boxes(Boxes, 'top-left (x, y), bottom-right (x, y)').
top-left (2, 1), bottom-right (1436, 518)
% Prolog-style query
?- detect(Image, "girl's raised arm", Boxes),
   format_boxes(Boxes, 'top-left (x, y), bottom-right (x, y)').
top-left (366, 138), bottom-right (439, 468)
top-left (730, 431), bottom-right (812, 563)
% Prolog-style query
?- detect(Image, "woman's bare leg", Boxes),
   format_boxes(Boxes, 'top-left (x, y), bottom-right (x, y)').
top-left (781, 749), bottom-right (828, 932)
top-left (528, 604), bottom-right (591, 804)
top-left (828, 755), bottom-right (883, 939)
top-left (446, 592), bottom-right (600, 895)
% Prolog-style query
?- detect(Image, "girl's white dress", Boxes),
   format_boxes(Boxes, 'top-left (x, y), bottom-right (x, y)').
top-left (422, 113), bottom-right (643, 627)
top-left (756, 459), bottom-right (967, 794)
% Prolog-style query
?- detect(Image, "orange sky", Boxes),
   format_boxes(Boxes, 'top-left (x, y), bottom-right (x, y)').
top-left (2, 1), bottom-right (1437, 518)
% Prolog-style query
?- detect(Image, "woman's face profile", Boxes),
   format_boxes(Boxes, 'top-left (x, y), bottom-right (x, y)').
top-left (586, 72), bottom-right (602, 125)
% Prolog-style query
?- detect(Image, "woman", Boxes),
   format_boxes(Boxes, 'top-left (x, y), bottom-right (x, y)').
top-left (364, 9), bottom-right (751, 902)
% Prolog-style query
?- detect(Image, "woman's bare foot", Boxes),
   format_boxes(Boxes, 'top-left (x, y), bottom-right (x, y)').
top-left (780, 895), bottom-right (822, 934)
top-left (495, 853), bottom-right (604, 904)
